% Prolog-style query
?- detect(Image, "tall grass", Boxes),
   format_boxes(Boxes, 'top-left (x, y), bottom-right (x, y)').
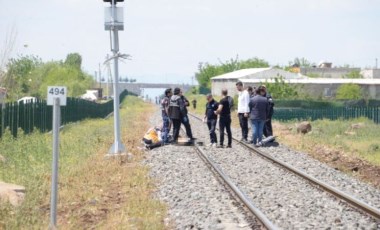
top-left (0, 96), bottom-right (166, 229)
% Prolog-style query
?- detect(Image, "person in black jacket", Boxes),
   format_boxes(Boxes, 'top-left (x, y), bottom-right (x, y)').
top-left (249, 87), bottom-right (269, 147)
top-left (168, 88), bottom-right (185, 143)
top-left (203, 94), bottom-right (219, 146)
top-left (261, 85), bottom-right (274, 137)
top-left (215, 89), bottom-right (233, 148)
top-left (179, 90), bottom-right (193, 139)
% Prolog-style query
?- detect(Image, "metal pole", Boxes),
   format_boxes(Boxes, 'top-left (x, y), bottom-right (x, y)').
top-left (109, 0), bottom-right (125, 154)
top-left (49, 97), bottom-right (60, 229)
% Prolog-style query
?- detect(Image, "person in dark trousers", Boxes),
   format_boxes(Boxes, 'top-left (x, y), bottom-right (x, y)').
top-left (160, 88), bottom-right (172, 144)
top-left (179, 90), bottom-right (193, 139)
top-left (249, 87), bottom-right (269, 147)
top-left (203, 94), bottom-right (219, 147)
top-left (215, 89), bottom-right (232, 148)
top-left (168, 88), bottom-right (185, 143)
top-left (261, 85), bottom-right (274, 138)
top-left (192, 98), bottom-right (197, 109)
top-left (236, 81), bottom-right (250, 142)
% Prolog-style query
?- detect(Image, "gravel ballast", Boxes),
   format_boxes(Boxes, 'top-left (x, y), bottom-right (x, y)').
top-left (144, 112), bottom-right (259, 229)
top-left (188, 114), bottom-right (380, 229)
top-left (144, 110), bottom-right (380, 229)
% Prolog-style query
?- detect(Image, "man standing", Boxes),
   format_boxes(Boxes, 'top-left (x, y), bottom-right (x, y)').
top-left (249, 87), bottom-right (269, 147)
top-left (215, 89), bottom-right (232, 148)
top-left (179, 90), bottom-right (193, 139)
top-left (236, 81), bottom-right (250, 142)
top-left (160, 88), bottom-right (172, 144)
top-left (261, 85), bottom-right (274, 138)
top-left (168, 88), bottom-right (185, 143)
top-left (191, 98), bottom-right (197, 109)
top-left (203, 94), bottom-right (218, 147)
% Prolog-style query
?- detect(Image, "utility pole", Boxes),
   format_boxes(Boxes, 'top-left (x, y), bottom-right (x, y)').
top-left (98, 63), bottom-right (102, 89)
top-left (103, 0), bottom-right (125, 154)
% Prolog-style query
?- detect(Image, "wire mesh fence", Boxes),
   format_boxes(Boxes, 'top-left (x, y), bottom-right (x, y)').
top-left (274, 107), bottom-right (380, 124)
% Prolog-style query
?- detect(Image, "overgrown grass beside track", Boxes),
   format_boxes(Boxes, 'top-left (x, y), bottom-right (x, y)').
top-left (276, 118), bottom-right (380, 166)
top-left (0, 96), bottom-right (166, 229)
top-left (187, 93), bottom-right (380, 186)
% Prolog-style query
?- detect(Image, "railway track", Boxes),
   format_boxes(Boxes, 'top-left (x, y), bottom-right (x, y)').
top-left (181, 126), bottom-right (278, 229)
top-left (186, 112), bottom-right (380, 228)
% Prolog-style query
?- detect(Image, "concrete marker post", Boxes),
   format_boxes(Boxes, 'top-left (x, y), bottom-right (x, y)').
top-left (49, 97), bottom-right (60, 229)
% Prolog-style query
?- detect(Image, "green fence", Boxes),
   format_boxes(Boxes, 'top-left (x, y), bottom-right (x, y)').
top-left (274, 107), bottom-right (380, 124)
top-left (0, 90), bottom-right (129, 138)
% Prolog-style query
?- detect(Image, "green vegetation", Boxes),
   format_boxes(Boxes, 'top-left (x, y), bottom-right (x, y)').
top-left (264, 76), bottom-right (299, 99)
top-left (195, 56), bottom-right (269, 89)
top-left (0, 53), bottom-right (94, 101)
top-left (336, 83), bottom-right (362, 100)
top-left (280, 118), bottom-right (380, 166)
top-left (0, 96), bottom-right (166, 229)
top-left (345, 70), bottom-right (363, 79)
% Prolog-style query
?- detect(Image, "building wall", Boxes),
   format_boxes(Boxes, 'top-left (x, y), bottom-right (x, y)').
top-left (300, 68), bottom-right (361, 78)
top-left (212, 80), bottom-right (380, 99)
top-left (361, 69), bottom-right (380, 79)
top-left (211, 79), bottom-right (240, 96)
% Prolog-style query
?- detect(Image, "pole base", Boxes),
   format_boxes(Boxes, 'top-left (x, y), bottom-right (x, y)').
top-left (108, 142), bottom-right (126, 154)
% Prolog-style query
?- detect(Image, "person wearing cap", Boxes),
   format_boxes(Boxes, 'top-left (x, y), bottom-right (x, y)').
top-left (160, 88), bottom-right (172, 144)
top-left (261, 85), bottom-right (274, 138)
top-left (236, 81), bottom-right (250, 142)
top-left (168, 88), bottom-right (186, 143)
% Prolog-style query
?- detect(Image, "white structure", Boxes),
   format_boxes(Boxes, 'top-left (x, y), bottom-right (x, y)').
top-left (361, 69), bottom-right (380, 79)
top-left (80, 90), bottom-right (98, 101)
top-left (211, 68), bottom-right (380, 99)
top-left (17, 96), bottom-right (37, 104)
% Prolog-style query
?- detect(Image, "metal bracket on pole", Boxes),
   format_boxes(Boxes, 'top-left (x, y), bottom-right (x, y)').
top-left (49, 97), bottom-right (60, 229)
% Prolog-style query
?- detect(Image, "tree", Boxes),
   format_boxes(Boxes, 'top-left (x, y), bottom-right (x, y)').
top-left (345, 70), bottom-right (362, 79)
top-left (0, 25), bottom-right (17, 85)
top-left (2, 55), bottom-right (42, 100)
top-left (195, 56), bottom-right (269, 90)
top-left (336, 84), bottom-right (361, 99)
top-left (64, 53), bottom-right (82, 69)
top-left (264, 76), bottom-right (299, 99)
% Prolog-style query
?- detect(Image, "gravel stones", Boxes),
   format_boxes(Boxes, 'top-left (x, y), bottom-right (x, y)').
top-left (144, 112), bottom-right (258, 229)
top-left (188, 115), bottom-right (380, 229)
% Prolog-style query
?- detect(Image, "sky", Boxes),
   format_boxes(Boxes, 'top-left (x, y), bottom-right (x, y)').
top-left (1, 0), bottom-right (379, 85)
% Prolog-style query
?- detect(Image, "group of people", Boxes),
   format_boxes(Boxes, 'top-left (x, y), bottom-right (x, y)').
top-left (204, 81), bottom-right (274, 148)
top-left (236, 81), bottom-right (274, 147)
top-left (144, 82), bottom-right (274, 150)
top-left (160, 87), bottom-right (194, 144)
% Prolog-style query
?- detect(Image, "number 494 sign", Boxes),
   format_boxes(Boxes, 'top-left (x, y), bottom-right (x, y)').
top-left (47, 86), bottom-right (67, 106)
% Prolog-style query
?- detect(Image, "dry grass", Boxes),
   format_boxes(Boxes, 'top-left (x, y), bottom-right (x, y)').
top-left (0, 96), bottom-right (166, 229)
top-left (273, 119), bottom-right (380, 187)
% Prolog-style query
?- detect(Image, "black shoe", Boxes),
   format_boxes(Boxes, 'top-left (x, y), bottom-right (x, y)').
top-left (226, 145), bottom-right (232, 148)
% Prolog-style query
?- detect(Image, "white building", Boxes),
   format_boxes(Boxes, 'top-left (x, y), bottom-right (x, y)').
top-left (211, 68), bottom-right (380, 99)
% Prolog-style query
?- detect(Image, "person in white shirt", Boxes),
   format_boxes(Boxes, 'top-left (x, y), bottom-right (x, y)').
top-left (236, 81), bottom-right (250, 142)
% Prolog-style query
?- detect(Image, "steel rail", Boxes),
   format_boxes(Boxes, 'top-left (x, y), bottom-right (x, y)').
top-left (179, 127), bottom-right (278, 230)
top-left (188, 112), bottom-right (380, 220)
